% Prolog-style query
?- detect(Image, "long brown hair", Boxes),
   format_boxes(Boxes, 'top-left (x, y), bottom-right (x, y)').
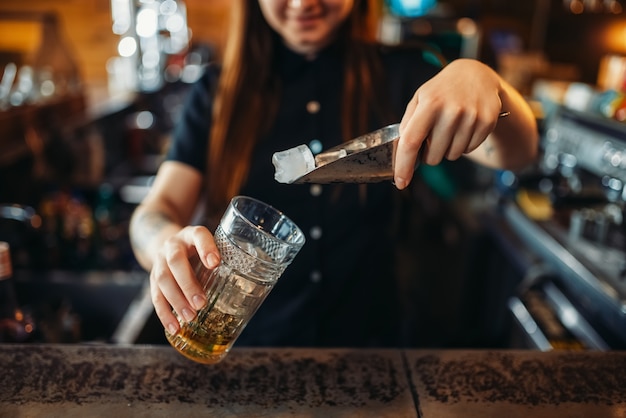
top-left (206, 0), bottom-right (390, 222)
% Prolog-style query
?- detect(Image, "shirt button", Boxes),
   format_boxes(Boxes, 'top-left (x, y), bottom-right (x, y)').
top-left (310, 184), bottom-right (322, 196)
top-left (310, 270), bottom-right (322, 283)
top-left (310, 226), bottom-right (322, 240)
top-left (306, 100), bottom-right (320, 114)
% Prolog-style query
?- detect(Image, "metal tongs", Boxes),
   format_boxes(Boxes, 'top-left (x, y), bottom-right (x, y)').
top-left (291, 112), bottom-right (511, 184)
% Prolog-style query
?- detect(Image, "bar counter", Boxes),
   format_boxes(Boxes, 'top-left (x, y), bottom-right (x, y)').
top-left (1, 344), bottom-right (625, 417)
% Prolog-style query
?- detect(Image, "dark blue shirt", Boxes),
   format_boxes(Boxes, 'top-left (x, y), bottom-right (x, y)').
top-left (167, 40), bottom-right (441, 348)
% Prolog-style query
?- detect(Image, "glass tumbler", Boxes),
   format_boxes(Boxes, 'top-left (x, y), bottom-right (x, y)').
top-left (165, 196), bottom-right (305, 364)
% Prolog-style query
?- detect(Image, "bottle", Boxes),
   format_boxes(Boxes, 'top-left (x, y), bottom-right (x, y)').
top-left (31, 13), bottom-right (82, 102)
top-left (0, 242), bottom-right (34, 342)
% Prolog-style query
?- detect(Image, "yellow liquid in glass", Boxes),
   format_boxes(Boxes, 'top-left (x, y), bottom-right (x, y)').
top-left (166, 306), bottom-right (245, 364)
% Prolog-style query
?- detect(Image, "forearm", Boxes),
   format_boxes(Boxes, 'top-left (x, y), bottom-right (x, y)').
top-left (129, 205), bottom-right (183, 271)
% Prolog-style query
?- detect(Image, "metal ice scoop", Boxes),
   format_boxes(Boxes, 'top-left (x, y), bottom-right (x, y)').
top-left (272, 112), bottom-right (510, 184)
top-left (273, 123), bottom-right (400, 184)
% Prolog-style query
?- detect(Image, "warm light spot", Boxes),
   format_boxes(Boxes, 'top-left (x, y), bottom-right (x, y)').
top-left (111, 0), bottom-right (132, 34)
top-left (609, 1), bottom-right (623, 14)
top-left (118, 36), bottom-right (137, 57)
top-left (0, 22), bottom-right (40, 53)
top-left (136, 8), bottom-right (158, 38)
top-left (165, 14), bottom-right (185, 33)
top-left (570, 0), bottom-right (585, 14)
top-left (135, 111), bottom-right (154, 129)
top-left (40, 79), bottom-right (55, 97)
top-left (30, 215), bottom-right (42, 229)
top-left (160, 0), bottom-right (178, 15)
top-left (457, 18), bottom-right (478, 37)
top-left (600, 22), bottom-right (626, 54)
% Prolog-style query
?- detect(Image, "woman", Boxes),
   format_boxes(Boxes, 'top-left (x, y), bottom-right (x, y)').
top-left (129, 0), bottom-right (538, 347)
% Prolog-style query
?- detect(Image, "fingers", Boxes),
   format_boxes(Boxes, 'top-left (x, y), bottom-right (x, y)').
top-left (150, 225), bottom-right (221, 334)
top-left (425, 106), bottom-right (465, 163)
top-left (191, 226), bottom-right (221, 270)
top-left (426, 108), bottom-right (498, 163)
top-left (395, 94), bottom-right (501, 190)
top-left (441, 108), bottom-right (482, 161)
top-left (395, 94), bottom-right (433, 190)
top-left (151, 266), bottom-right (183, 335)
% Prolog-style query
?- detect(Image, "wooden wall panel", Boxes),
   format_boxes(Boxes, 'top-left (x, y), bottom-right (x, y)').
top-left (1, 0), bottom-right (117, 90)
top-left (185, 1), bottom-right (230, 58)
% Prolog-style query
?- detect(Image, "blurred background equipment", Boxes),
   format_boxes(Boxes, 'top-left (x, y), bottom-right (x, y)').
top-left (495, 106), bottom-right (626, 350)
top-left (108, 0), bottom-right (192, 93)
top-left (379, 0), bottom-right (480, 64)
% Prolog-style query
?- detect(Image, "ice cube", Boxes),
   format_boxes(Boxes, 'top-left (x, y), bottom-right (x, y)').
top-left (314, 149), bottom-right (347, 166)
top-left (272, 144), bottom-right (316, 184)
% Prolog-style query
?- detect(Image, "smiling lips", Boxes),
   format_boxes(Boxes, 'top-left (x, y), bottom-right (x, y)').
top-left (288, 12), bottom-right (323, 29)
top-left (297, 15), bottom-right (317, 23)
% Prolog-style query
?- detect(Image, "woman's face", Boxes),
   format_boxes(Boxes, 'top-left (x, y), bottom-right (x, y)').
top-left (258, 0), bottom-right (355, 57)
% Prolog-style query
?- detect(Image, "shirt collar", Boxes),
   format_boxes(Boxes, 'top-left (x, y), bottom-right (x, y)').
top-left (274, 38), bottom-right (343, 80)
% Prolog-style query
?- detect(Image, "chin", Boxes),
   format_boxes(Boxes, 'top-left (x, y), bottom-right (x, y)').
top-left (290, 35), bottom-right (330, 54)
top-left (286, 40), bottom-right (320, 55)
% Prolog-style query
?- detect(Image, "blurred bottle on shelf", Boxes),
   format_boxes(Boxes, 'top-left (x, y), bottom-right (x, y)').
top-left (30, 13), bottom-right (82, 104)
top-left (0, 11), bottom-right (82, 109)
top-left (0, 242), bottom-right (35, 342)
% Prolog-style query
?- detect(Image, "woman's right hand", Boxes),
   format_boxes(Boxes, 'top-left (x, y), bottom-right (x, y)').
top-left (150, 225), bottom-right (221, 335)
top-left (128, 161), bottom-right (213, 335)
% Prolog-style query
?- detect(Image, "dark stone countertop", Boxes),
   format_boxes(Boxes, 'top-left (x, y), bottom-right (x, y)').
top-left (1, 344), bottom-right (625, 417)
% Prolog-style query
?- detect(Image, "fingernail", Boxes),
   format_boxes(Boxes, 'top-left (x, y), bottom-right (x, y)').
top-left (395, 177), bottom-right (407, 190)
top-left (167, 323), bottom-right (179, 335)
top-left (192, 294), bottom-right (206, 310)
top-left (206, 253), bottom-right (220, 268)
top-left (182, 308), bottom-right (195, 322)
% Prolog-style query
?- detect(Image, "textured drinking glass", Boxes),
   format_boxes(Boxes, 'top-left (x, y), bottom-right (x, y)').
top-left (165, 196), bottom-right (305, 364)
